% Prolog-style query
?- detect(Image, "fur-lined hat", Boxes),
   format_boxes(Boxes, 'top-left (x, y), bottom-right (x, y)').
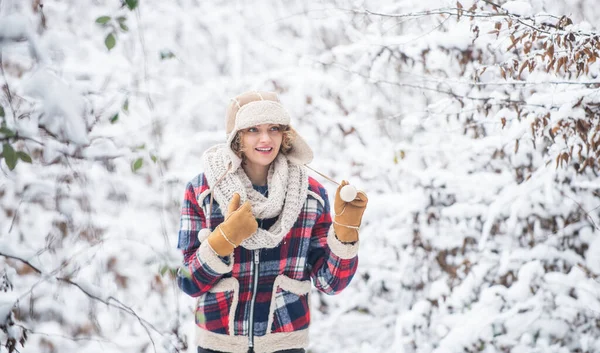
top-left (225, 91), bottom-right (313, 166)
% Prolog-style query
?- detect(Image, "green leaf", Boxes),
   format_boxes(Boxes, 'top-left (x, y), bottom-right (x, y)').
top-left (119, 23), bottom-right (129, 32)
top-left (0, 126), bottom-right (15, 137)
top-left (132, 158), bottom-right (143, 172)
top-left (95, 16), bottom-right (111, 25)
top-left (125, 0), bottom-right (138, 10)
top-left (17, 151), bottom-right (32, 163)
top-left (122, 98), bottom-right (129, 113)
top-left (110, 113), bottom-right (119, 123)
top-left (2, 143), bottom-right (17, 170)
top-left (117, 16), bottom-right (127, 23)
top-left (135, 143), bottom-right (145, 150)
top-left (160, 50), bottom-right (175, 60)
top-left (0, 105), bottom-right (5, 118)
top-left (105, 33), bottom-right (116, 51)
top-left (150, 154), bottom-right (158, 163)
top-left (159, 266), bottom-right (177, 278)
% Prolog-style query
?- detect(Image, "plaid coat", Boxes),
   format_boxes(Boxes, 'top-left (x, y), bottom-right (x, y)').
top-left (176, 173), bottom-right (359, 353)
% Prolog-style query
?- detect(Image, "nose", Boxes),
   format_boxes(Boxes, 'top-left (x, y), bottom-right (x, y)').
top-left (259, 131), bottom-right (272, 143)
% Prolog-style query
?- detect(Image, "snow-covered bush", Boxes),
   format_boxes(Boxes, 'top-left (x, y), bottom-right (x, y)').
top-left (1, 1), bottom-right (599, 353)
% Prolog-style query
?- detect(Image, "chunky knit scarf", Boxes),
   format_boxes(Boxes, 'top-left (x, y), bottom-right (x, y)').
top-left (202, 144), bottom-right (308, 250)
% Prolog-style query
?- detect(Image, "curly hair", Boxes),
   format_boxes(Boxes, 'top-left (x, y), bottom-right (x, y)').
top-left (230, 125), bottom-right (295, 161)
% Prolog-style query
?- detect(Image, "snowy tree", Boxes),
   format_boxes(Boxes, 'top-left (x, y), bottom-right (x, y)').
top-left (1, 0), bottom-right (599, 353)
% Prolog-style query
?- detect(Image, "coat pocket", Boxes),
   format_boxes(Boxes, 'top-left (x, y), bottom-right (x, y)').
top-left (268, 274), bottom-right (311, 333)
top-left (196, 277), bottom-right (239, 335)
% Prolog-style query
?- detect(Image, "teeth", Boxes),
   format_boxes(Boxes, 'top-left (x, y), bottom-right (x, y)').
top-left (256, 147), bottom-right (272, 152)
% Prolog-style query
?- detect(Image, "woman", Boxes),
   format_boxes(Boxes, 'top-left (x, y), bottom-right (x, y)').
top-left (176, 91), bottom-right (368, 353)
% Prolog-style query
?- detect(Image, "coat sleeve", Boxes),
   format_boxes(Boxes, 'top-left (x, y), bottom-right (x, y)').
top-left (307, 185), bottom-right (359, 295)
top-left (176, 177), bottom-right (232, 297)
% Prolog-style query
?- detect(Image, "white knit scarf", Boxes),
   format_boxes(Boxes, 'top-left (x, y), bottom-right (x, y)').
top-left (202, 144), bottom-right (308, 250)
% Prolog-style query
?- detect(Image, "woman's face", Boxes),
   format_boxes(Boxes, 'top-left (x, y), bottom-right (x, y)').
top-left (241, 124), bottom-right (283, 168)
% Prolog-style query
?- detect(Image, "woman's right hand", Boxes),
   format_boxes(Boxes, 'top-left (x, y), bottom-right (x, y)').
top-left (221, 193), bottom-right (258, 244)
top-left (208, 193), bottom-right (258, 256)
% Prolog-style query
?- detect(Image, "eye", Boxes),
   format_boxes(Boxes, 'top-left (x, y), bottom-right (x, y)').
top-left (247, 127), bottom-right (258, 133)
top-left (270, 126), bottom-right (281, 132)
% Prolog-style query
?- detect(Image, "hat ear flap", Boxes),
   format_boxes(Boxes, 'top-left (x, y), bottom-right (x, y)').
top-left (284, 127), bottom-right (314, 165)
top-left (226, 98), bottom-right (242, 135)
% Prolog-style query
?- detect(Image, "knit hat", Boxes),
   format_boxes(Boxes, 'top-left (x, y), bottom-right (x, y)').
top-left (225, 91), bottom-right (313, 167)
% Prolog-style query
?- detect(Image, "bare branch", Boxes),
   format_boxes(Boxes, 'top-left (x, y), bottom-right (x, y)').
top-left (0, 251), bottom-right (179, 353)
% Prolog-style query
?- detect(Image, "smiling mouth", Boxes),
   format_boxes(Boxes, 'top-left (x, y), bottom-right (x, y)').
top-left (255, 147), bottom-right (273, 152)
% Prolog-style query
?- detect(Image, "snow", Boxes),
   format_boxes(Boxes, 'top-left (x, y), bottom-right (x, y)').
top-left (586, 235), bottom-right (600, 273)
top-left (21, 70), bottom-right (90, 145)
top-left (501, 2), bottom-right (534, 17)
top-left (1, 0), bottom-right (600, 352)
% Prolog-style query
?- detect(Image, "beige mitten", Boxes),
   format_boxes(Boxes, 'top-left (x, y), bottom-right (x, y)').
top-left (207, 193), bottom-right (258, 256)
top-left (333, 180), bottom-right (368, 243)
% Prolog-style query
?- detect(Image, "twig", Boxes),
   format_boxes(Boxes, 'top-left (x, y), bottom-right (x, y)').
top-left (0, 251), bottom-right (178, 353)
top-left (0, 52), bottom-right (18, 124)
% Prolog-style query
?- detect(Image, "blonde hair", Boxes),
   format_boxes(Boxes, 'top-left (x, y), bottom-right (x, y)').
top-left (230, 125), bottom-right (295, 161)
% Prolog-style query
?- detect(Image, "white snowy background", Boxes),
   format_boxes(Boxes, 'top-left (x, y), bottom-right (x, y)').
top-left (1, 0), bottom-right (600, 353)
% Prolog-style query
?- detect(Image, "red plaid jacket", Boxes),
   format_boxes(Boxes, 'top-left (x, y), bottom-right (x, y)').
top-left (176, 173), bottom-right (359, 353)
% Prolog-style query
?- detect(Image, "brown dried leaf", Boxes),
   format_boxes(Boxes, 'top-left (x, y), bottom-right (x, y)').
top-left (518, 60), bottom-right (528, 79)
top-left (547, 44), bottom-right (555, 60)
top-left (556, 57), bottom-right (566, 73)
top-left (562, 152), bottom-right (570, 165)
top-left (546, 57), bottom-right (556, 73)
top-left (578, 158), bottom-right (589, 173)
top-left (507, 36), bottom-right (518, 51)
top-left (501, 117), bottom-right (506, 128)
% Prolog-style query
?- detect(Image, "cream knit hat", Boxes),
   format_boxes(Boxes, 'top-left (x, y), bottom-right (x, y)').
top-left (225, 91), bottom-right (313, 166)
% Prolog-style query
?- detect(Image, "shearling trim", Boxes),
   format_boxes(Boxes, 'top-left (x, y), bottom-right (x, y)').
top-left (196, 328), bottom-right (248, 353)
top-left (266, 275), bottom-right (311, 331)
top-left (307, 190), bottom-right (325, 208)
top-left (327, 226), bottom-right (359, 259)
top-left (226, 91), bottom-right (280, 134)
top-left (286, 130), bottom-right (314, 165)
top-left (195, 326), bottom-right (309, 353)
top-left (234, 100), bottom-right (291, 130)
top-left (208, 277), bottom-right (239, 334)
top-left (197, 240), bottom-right (233, 274)
top-left (254, 330), bottom-right (308, 353)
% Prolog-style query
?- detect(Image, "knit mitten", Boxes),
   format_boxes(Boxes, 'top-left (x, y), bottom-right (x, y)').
top-left (208, 193), bottom-right (258, 256)
top-left (333, 180), bottom-right (368, 243)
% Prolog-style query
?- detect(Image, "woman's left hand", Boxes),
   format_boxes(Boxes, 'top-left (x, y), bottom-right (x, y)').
top-left (333, 180), bottom-right (368, 242)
